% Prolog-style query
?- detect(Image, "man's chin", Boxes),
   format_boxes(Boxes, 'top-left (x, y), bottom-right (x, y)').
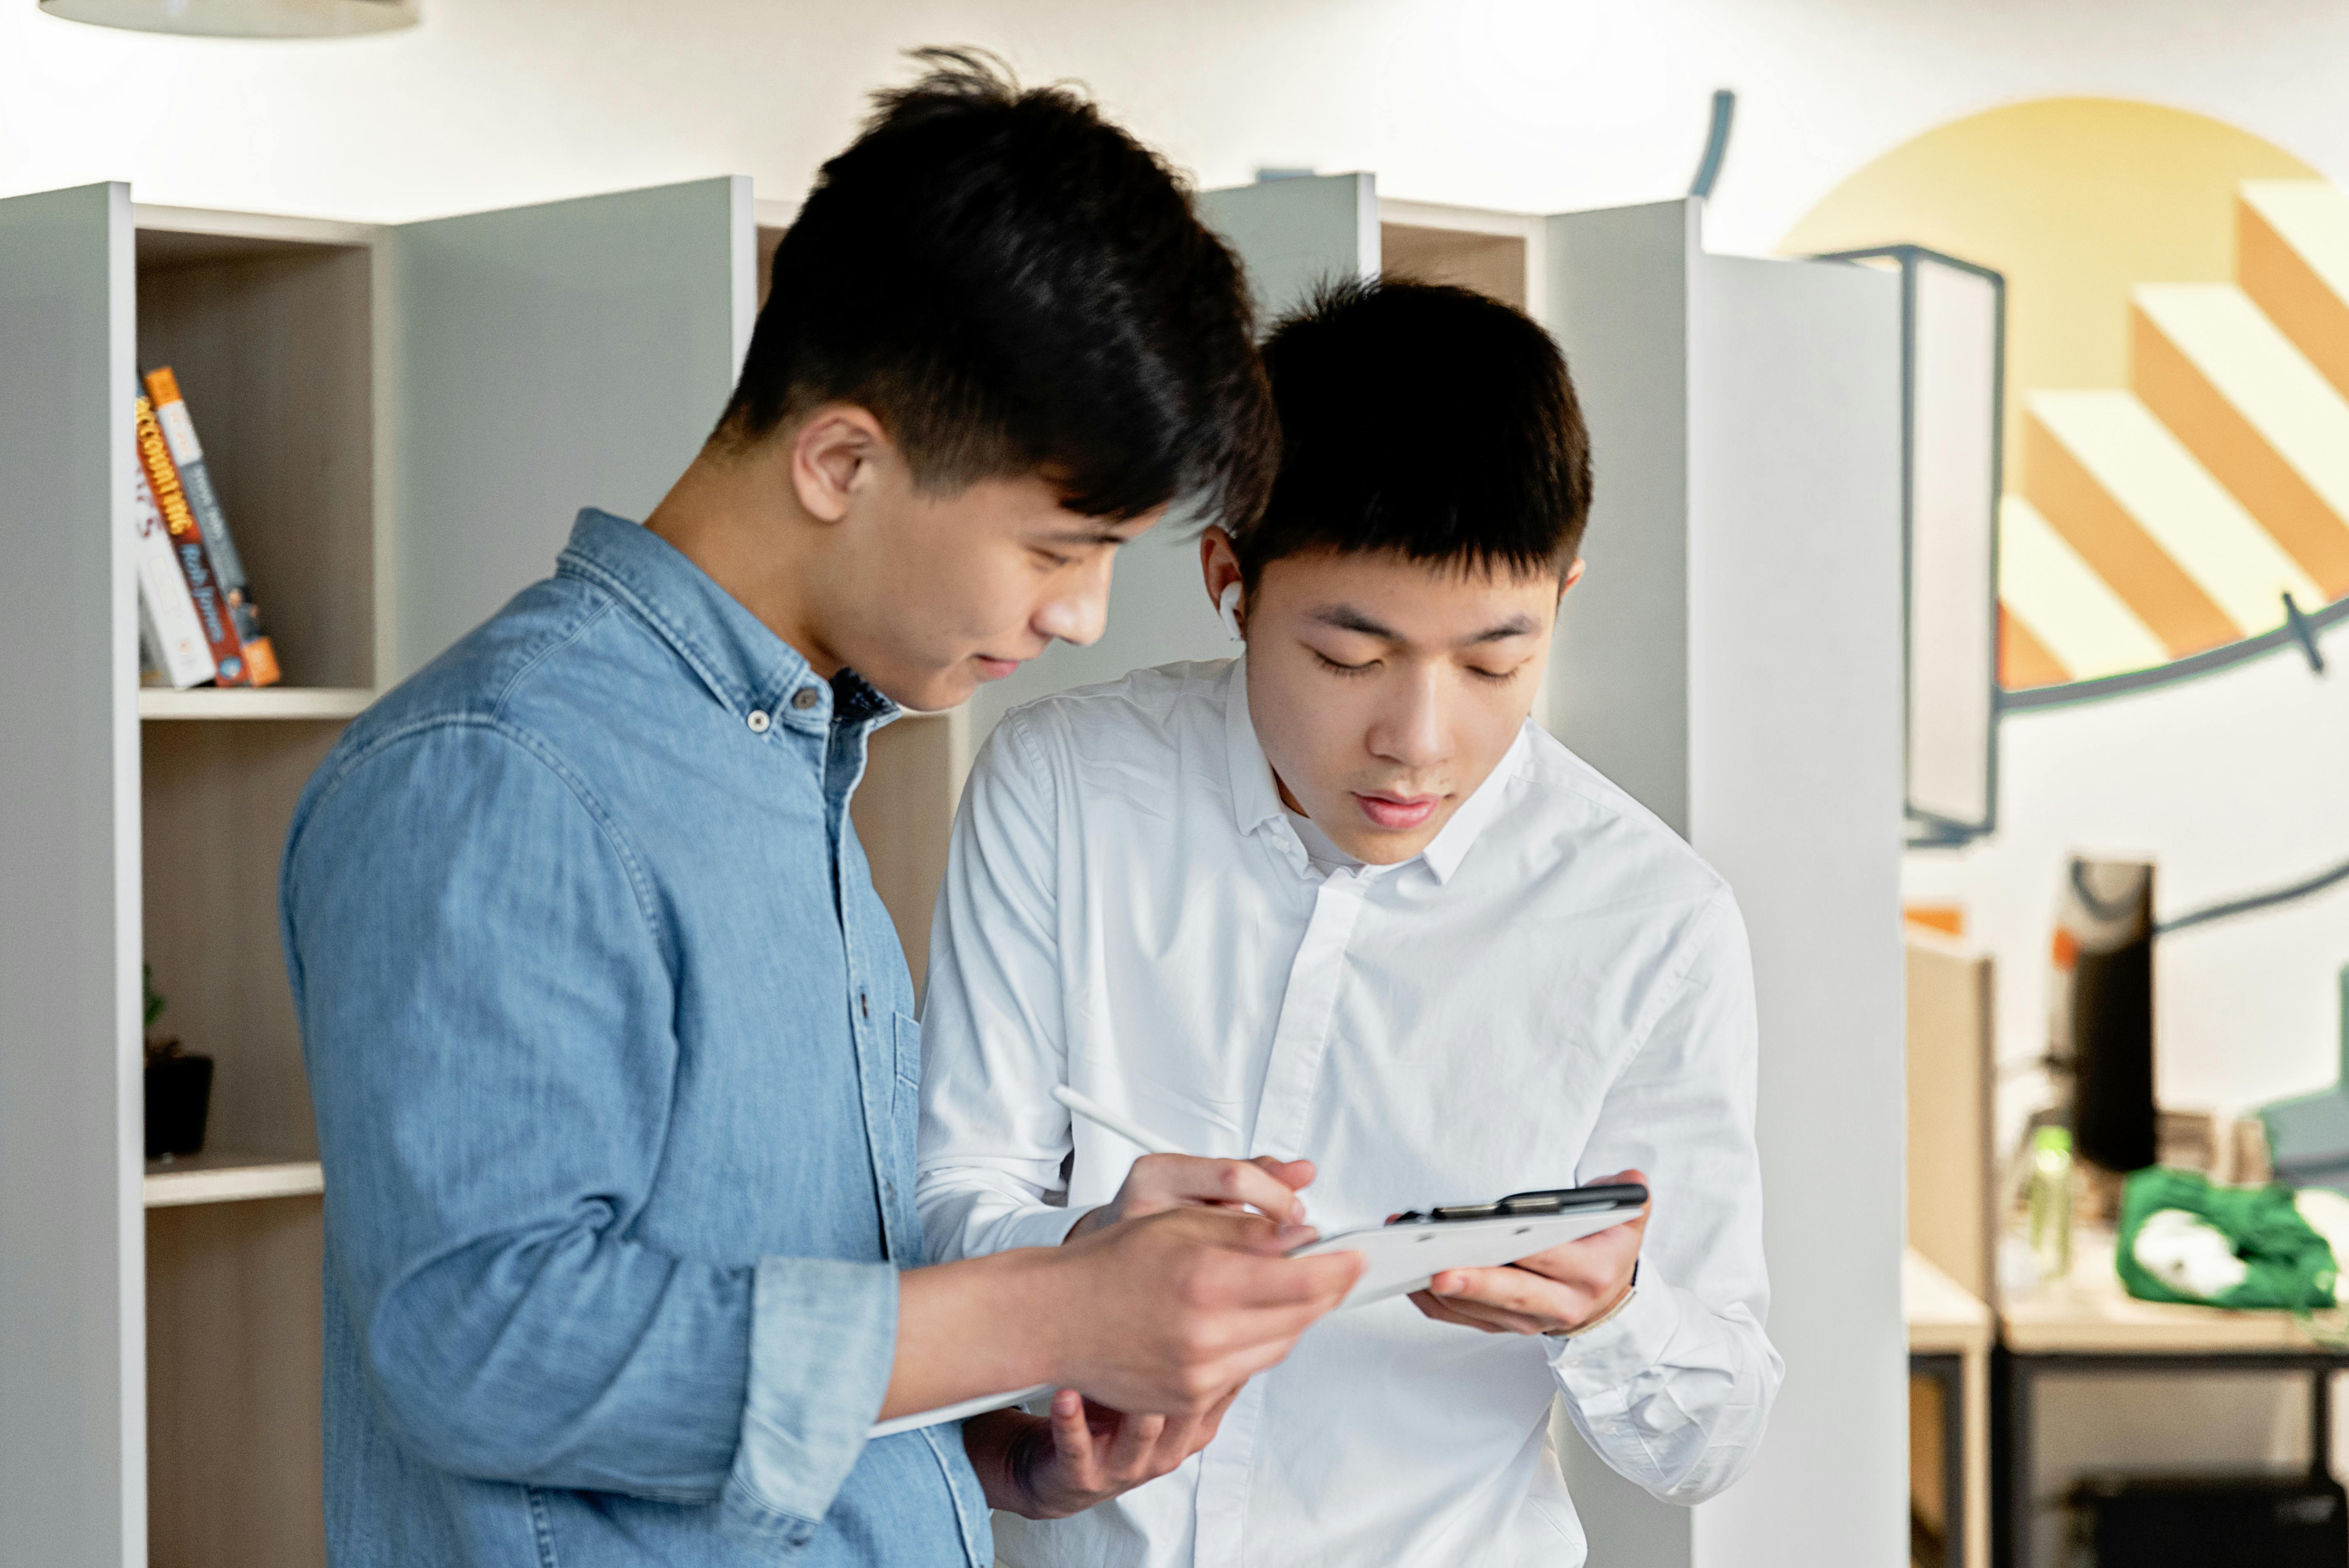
top-left (864, 666), bottom-right (975, 716)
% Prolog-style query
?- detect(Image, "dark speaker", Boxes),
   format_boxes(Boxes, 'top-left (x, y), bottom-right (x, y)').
top-left (2072, 1473), bottom-right (2348, 1568)
top-left (2055, 858), bottom-right (2158, 1173)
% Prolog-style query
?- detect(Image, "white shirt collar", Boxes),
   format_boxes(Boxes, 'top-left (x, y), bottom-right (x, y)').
top-left (1218, 656), bottom-right (1529, 888)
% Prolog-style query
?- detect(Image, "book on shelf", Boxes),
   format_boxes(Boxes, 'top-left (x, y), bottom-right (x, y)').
top-left (133, 390), bottom-right (249, 687)
top-left (131, 460), bottom-right (217, 690)
top-left (138, 368), bottom-right (281, 688)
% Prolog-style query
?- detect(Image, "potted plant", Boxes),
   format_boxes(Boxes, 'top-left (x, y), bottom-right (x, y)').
top-left (143, 964), bottom-right (212, 1161)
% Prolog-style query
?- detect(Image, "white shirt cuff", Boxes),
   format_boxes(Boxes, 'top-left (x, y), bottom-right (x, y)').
top-left (982, 1201), bottom-right (1094, 1253)
top-left (1543, 1271), bottom-right (1681, 1403)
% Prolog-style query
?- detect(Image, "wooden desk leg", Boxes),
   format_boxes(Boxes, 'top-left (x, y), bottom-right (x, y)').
top-left (2313, 1365), bottom-right (2334, 1482)
top-left (1963, 1344), bottom-right (1991, 1568)
top-left (1993, 1348), bottom-right (2030, 1568)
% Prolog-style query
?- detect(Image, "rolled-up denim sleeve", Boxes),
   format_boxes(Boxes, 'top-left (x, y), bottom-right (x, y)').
top-left (282, 720), bottom-right (893, 1534)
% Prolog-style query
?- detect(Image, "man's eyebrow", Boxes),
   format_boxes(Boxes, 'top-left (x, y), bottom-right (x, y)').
top-left (1036, 524), bottom-right (1138, 546)
top-left (1308, 604), bottom-right (1541, 646)
top-left (1309, 604), bottom-right (1402, 639)
top-left (1462, 613), bottom-right (1542, 645)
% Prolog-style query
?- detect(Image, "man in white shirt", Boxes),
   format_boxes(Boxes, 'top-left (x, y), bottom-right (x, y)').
top-left (916, 278), bottom-right (1780, 1566)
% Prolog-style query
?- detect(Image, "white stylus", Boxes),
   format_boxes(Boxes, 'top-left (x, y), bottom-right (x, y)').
top-left (1052, 1083), bottom-right (1187, 1155)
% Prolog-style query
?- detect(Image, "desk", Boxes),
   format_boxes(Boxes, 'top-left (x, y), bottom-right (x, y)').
top-left (1907, 1248), bottom-right (1993, 1568)
top-left (1996, 1233), bottom-right (2347, 1567)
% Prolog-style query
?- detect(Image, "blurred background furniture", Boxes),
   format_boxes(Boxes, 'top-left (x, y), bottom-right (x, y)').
top-left (1997, 1231), bottom-right (2349, 1567)
top-left (1907, 1247), bottom-right (1993, 1568)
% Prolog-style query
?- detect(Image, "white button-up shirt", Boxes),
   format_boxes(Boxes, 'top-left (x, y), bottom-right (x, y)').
top-left (916, 659), bottom-right (1780, 1568)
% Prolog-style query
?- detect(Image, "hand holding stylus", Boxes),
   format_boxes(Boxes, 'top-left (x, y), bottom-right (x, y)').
top-left (1054, 1084), bottom-right (1317, 1242)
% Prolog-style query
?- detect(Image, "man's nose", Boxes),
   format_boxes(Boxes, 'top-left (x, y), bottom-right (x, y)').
top-left (1033, 553), bottom-right (1116, 648)
top-left (1368, 669), bottom-right (1449, 769)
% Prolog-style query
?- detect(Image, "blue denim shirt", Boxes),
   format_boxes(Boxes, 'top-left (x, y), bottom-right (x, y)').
top-left (281, 510), bottom-right (991, 1567)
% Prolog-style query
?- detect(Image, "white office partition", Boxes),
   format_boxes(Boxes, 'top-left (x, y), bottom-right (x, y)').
top-left (0, 182), bottom-right (143, 1568)
top-left (1904, 255), bottom-right (2002, 835)
top-left (1197, 172), bottom-right (1380, 323)
top-left (1545, 201), bottom-right (1699, 833)
top-left (965, 174), bottom-right (1379, 744)
top-left (1685, 250), bottom-right (1906, 1568)
top-left (1549, 199), bottom-right (1908, 1568)
top-left (385, 176), bottom-right (752, 676)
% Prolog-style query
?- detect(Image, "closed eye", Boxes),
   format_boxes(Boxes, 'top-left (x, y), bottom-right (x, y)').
top-left (1313, 649), bottom-right (1377, 677)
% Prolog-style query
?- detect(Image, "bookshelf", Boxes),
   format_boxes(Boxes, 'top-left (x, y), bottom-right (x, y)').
top-left (2, 174), bottom-right (761, 1568)
top-left (137, 687), bottom-right (377, 720)
top-left (144, 1154), bottom-right (326, 1208)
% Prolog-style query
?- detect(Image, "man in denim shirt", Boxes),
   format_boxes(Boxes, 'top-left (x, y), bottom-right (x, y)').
top-left (281, 53), bottom-right (1359, 1568)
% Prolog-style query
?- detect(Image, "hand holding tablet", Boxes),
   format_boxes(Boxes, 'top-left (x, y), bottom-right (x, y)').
top-left (1052, 1086), bottom-right (1647, 1313)
top-left (1287, 1187), bottom-right (1647, 1311)
top-left (875, 1091), bottom-right (1646, 1439)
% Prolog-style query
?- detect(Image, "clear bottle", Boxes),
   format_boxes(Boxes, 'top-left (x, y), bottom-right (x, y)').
top-left (2027, 1125), bottom-right (2075, 1286)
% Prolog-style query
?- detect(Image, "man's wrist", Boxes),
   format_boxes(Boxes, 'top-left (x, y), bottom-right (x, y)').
top-left (981, 1247), bottom-right (1074, 1390)
top-left (890, 1249), bottom-right (1067, 1419)
top-left (1546, 1263), bottom-right (1640, 1340)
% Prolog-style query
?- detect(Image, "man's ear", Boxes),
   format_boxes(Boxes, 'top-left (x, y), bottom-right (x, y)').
top-left (1199, 526), bottom-right (1244, 608)
top-left (1199, 526), bottom-right (1247, 641)
top-left (790, 404), bottom-right (890, 524)
top-left (1559, 557), bottom-right (1587, 599)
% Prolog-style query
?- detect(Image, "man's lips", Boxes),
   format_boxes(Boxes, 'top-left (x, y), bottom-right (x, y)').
top-left (973, 655), bottom-right (1020, 681)
top-left (1353, 791), bottom-right (1439, 831)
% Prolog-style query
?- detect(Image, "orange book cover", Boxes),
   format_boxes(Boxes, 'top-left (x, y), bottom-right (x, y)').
top-left (134, 392), bottom-right (250, 687)
top-left (144, 368), bottom-right (277, 687)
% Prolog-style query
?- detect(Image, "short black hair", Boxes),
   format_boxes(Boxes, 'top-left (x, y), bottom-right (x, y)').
top-left (717, 48), bottom-right (1275, 532)
top-left (1233, 277), bottom-right (1591, 589)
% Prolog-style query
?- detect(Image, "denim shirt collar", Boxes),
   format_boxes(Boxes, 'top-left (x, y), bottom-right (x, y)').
top-left (555, 508), bottom-right (897, 736)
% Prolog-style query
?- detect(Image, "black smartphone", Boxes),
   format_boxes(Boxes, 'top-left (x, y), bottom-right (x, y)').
top-left (1390, 1183), bottom-right (1648, 1226)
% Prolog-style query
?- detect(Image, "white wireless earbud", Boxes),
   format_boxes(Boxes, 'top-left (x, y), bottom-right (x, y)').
top-left (1218, 582), bottom-right (1245, 642)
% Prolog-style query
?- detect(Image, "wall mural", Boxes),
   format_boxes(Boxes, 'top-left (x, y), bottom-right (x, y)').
top-left (1783, 96), bottom-right (2349, 1167)
top-left (1787, 98), bottom-right (2344, 701)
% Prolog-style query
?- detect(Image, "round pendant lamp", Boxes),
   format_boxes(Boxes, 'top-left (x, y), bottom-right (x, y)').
top-left (40, 0), bottom-right (418, 37)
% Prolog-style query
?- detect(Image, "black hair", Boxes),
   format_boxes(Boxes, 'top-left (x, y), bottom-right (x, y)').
top-left (716, 48), bottom-right (1275, 532)
top-left (1233, 276), bottom-right (1592, 588)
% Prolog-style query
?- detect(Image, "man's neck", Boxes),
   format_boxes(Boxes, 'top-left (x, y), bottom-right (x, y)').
top-left (643, 442), bottom-right (846, 679)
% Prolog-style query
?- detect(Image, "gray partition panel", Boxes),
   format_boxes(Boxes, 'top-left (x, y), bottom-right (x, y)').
top-left (387, 176), bottom-right (747, 677)
top-left (1685, 252), bottom-right (1906, 1568)
top-left (967, 176), bottom-right (1380, 747)
top-left (1543, 201), bottom-right (1696, 836)
top-left (1196, 172), bottom-right (1378, 323)
top-left (0, 181), bottom-right (140, 1568)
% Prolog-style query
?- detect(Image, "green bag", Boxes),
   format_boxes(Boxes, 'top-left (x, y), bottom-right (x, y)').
top-left (2115, 1166), bottom-right (2339, 1311)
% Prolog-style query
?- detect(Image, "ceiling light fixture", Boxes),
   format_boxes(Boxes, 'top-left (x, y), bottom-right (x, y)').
top-left (40, 0), bottom-right (419, 37)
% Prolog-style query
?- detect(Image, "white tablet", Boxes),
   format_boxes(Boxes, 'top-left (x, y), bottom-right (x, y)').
top-left (1289, 1187), bottom-right (1646, 1311)
top-left (869, 1186), bottom-right (1645, 1435)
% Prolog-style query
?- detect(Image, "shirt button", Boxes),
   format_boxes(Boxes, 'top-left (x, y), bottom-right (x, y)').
top-left (745, 709), bottom-right (770, 733)
top-left (791, 686), bottom-right (820, 711)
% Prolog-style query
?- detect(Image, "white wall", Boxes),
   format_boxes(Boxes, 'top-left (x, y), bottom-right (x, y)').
top-left (11, 0), bottom-right (2349, 251)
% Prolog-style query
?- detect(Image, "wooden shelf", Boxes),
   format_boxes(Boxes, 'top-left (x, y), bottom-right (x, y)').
top-left (140, 686), bottom-right (375, 721)
top-left (144, 1153), bottom-right (323, 1209)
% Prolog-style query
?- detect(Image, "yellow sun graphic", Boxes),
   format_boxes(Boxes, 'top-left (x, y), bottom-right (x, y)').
top-left (1783, 98), bottom-right (2349, 692)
